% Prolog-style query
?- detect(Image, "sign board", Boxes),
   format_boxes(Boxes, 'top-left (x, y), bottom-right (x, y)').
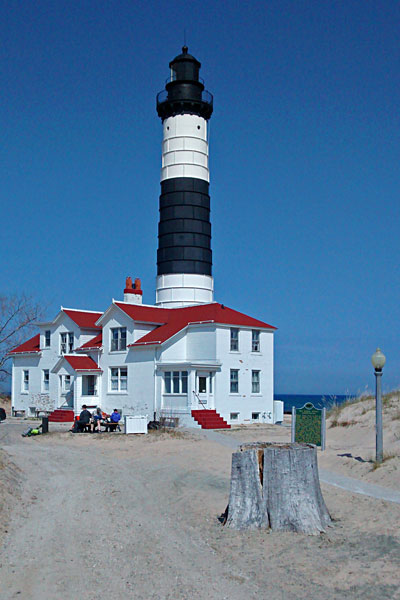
top-left (291, 402), bottom-right (326, 450)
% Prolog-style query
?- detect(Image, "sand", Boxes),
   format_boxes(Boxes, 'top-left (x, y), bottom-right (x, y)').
top-left (0, 398), bottom-right (399, 600)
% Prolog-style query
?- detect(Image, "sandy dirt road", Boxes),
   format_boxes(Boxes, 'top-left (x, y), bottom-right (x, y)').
top-left (1, 421), bottom-right (400, 600)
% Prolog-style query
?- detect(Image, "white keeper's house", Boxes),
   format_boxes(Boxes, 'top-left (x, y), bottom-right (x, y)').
top-left (9, 46), bottom-right (278, 429)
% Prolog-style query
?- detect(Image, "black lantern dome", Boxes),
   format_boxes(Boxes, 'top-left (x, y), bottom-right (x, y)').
top-left (156, 46), bottom-right (213, 120)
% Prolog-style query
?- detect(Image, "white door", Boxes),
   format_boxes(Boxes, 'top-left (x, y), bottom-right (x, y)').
top-left (196, 371), bottom-right (214, 409)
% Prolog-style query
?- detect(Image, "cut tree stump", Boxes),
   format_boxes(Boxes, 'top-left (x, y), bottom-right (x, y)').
top-left (224, 442), bottom-right (331, 535)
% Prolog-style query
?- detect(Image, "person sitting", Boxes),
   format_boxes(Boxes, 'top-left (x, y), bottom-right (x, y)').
top-left (77, 404), bottom-right (92, 432)
top-left (92, 407), bottom-right (104, 433)
top-left (107, 408), bottom-right (121, 432)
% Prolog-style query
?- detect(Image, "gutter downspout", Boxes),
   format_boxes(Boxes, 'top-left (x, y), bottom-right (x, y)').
top-left (153, 347), bottom-right (157, 421)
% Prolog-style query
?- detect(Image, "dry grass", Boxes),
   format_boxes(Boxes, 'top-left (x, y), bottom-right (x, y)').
top-left (148, 428), bottom-right (191, 440)
top-left (330, 419), bottom-right (358, 428)
top-left (370, 451), bottom-right (398, 471)
top-left (327, 395), bottom-right (360, 421)
top-left (328, 389), bottom-right (400, 428)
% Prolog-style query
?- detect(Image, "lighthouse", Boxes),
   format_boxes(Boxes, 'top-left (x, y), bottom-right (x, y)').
top-left (155, 46), bottom-right (214, 307)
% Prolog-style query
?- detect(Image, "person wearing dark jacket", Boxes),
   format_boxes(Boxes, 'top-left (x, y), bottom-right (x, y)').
top-left (77, 405), bottom-right (92, 432)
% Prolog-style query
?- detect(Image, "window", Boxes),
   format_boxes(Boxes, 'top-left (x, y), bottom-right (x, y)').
top-left (209, 372), bottom-right (213, 394)
top-left (60, 375), bottom-right (71, 392)
top-left (164, 371), bottom-right (171, 394)
top-left (230, 412), bottom-right (239, 421)
top-left (23, 370), bottom-right (29, 392)
top-left (252, 370), bottom-right (260, 393)
top-left (60, 332), bottom-right (74, 354)
top-left (110, 367), bottom-right (127, 392)
top-left (164, 371), bottom-right (188, 394)
top-left (82, 375), bottom-right (97, 396)
top-left (252, 330), bottom-right (260, 352)
top-left (230, 328), bottom-right (239, 351)
top-left (252, 412), bottom-right (260, 421)
top-left (181, 371), bottom-right (188, 393)
top-left (173, 371), bottom-right (180, 393)
top-left (198, 376), bottom-right (207, 393)
top-left (111, 327), bottom-right (127, 351)
top-left (45, 330), bottom-right (51, 347)
top-left (42, 370), bottom-right (49, 392)
top-left (230, 369), bottom-right (239, 393)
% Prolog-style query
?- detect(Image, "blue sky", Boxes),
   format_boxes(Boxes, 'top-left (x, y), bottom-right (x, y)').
top-left (1, 1), bottom-right (399, 394)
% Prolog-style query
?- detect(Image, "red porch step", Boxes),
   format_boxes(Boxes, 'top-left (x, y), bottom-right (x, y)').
top-left (48, 409), bottom-right (75, 423)
top-left (191, 409), bottom-right (230, 429)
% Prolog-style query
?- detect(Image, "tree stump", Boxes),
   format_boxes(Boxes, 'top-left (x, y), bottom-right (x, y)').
top-left (224, 443), bottom-right (331, 535)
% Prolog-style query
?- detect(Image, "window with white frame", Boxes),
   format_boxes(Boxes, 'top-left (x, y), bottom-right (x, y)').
top-left (82, 375), bottom-right (97, 396)
top-left (110, 367), bottom-right (128, 391)
top-left (209, 372), bottom-right (213, 394)
top-left (252, 330), bottom-right (260, 352)
top-left (230, 369), bottom-right (239, 393)
top-left (111, 327), bottom-right (127, 351)
top-left (230, 412), bottom-right (239, 421)
top-left (230, 328), bottom-right (239, 351)
top-left (252, 370), bottom-right (260, 393)
top-left (60, 375), bottom-right (71, 392)
top-left (252, 412), bottom-right (260, 420)
top-left (42, 369), bottom-right (49, 392)
top-left (60, 332), bottom-right (74, 354)
top-left (22, 370), bottom-right (29, 392)
top-left (164, 371), bottom-right (188, 394)
top-left (45, 330), bottom-right (51, 347)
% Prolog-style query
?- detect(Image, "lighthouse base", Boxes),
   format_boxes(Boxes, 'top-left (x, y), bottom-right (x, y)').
top-left (155, 274), bottom-right (214, 308)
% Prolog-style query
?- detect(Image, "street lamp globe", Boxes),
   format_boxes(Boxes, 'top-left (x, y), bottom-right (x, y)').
top-left (371, 348), bottom-right (386, 371)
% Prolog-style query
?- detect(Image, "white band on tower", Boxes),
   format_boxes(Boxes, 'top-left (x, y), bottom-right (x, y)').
top-left (161, 115), bottom-right (209, 183)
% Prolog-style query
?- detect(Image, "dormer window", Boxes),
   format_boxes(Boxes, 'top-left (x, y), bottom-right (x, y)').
top-left (60, 332), bottom-right (74, 354)
top-left (111, 327), bottom-right (127, 351)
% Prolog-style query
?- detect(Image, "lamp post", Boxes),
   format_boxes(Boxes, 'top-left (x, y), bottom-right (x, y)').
top-left (371, 348), bottom-right (386, 463)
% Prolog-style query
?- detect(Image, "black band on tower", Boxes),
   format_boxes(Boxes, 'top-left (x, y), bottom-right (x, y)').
top-left (157, 177), bottom-right (212, 276)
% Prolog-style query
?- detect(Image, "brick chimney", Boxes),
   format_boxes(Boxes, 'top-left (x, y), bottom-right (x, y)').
top-left (123, 276), bottom-right (143, 304)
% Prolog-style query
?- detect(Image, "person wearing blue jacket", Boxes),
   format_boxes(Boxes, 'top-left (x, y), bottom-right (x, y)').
top-left (110, 409), bottom-right (121, 423)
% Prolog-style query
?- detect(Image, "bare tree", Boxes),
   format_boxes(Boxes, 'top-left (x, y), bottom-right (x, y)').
top-left (0, 295), bottom-right (43, 381)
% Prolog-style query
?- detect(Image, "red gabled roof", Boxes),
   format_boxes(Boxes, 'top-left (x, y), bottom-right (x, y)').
top-left (114, 303), bottom-right (167, 324)
top-left (9, 334), bottom-right (41, 355)
top-left (63, 309), bottom-right (102, 329)
top-left (76, 333), bottom-right (102, 351)
top-left (64, 355), bottom-right (102, 372)
top-left (114, 302), bottom-right (276, 347)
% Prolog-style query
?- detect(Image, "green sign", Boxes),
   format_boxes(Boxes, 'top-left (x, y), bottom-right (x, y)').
top-left (293, 402), bottom-right (325, 448)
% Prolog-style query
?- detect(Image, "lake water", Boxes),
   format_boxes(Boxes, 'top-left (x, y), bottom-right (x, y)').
top-left (274, 394), bottom-right (349, 413)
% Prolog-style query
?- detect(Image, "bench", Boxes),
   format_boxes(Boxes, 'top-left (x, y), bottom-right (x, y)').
top-left (101, 421), bottom-right (122, 432)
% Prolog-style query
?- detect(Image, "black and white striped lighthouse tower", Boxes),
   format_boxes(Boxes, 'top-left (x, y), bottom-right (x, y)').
top-left (155, 46), bottom-right (214, 307)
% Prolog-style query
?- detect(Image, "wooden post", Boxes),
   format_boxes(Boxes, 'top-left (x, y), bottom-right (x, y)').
top-left (225, 442), bottom-right (331, 535)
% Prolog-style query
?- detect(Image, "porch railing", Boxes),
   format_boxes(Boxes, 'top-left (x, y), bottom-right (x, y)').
top-left (192, 390), bottom-right (209, 410)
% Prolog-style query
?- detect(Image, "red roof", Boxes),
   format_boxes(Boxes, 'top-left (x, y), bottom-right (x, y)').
top-left (64, 355), bottom-right (102, 372)
top-left (114, 303), bottom-right (167, 324)
top-left (77, 333), bottom-right (102, 350)
top-left (63, 309), bottom-right (102, 329)
top-left (9, 334), bottom-right (41, 354)
top-left (113, 302), bottom-right (276, 347)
